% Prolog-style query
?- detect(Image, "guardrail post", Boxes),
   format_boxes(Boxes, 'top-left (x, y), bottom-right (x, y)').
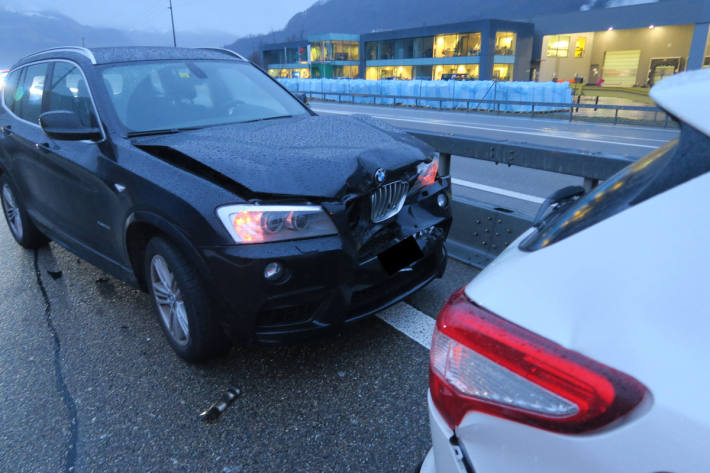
top-left (664, 113), bottom-right (669, 128)
top-left (583, 177), bottom-right (599, 191)
top-left (439, 153), bottom-right (451, 177)
top-left (569, 104), bottom-right (573, 122)
top-left (594, 96), bottom-right (599, 111)
top-left (531, 102), bottom-right (535, 119)
top-left (614, 108), bottom-right (619, 125)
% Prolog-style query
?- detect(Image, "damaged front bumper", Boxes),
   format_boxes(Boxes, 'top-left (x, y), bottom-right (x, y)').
top-left (200, 179), bottom-right (452, 343)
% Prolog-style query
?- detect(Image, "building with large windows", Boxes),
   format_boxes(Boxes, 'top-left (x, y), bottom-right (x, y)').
top-left (259, 0), bottom-right (710, 84)
top-left (360, 20), bottom-right (533, 81)
top-left (262, 34), bottom-right (360, 79)
top-left (531, 0), bottom-right (710, 86)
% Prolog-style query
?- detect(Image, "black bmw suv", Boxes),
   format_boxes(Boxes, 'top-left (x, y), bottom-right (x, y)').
top-left (0, 46), bottom-right (451, 361)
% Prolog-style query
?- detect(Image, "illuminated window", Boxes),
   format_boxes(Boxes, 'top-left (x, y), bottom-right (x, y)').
top-left (495, 32), bottom-right (516, 56)
top-left (310, 42), bottom-right (324, 62)
top-left (365, 66), bottom-right (412, 80)
top-left (433, 64), bottom-right (479, 80)
top-left (292, 68), bottom-right (311, 79)
top-left (546, 35), bottom-right (570, 57)
top-left (332, 41), bottom-right (359, 61)
top-left (267, 68), bottom-right (291, 78)
top-left (333, 65), bottom-right (359, 78)
top-left (434, 33), bottom-right (481, 58)
top-left (493, 64), bottom-right (513, 81)
top-left (574, 37), bottom-right (586, 58)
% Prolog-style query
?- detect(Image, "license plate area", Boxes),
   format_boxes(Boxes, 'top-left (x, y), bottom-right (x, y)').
top-left (378, 237), bottom-right (424, 276)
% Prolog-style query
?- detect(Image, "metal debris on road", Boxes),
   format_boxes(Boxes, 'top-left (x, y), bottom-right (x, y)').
top-left (200, 386), bottom-right (242, 422)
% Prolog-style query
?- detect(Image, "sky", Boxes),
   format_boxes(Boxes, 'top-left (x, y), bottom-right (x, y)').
top-left (0, 0), bottom-right (317, 35)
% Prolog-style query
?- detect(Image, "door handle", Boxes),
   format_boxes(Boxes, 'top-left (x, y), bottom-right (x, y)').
top-left (35, 142), bottom-right (52, 152)
top-left (1, 125), bottom-right (11, 136)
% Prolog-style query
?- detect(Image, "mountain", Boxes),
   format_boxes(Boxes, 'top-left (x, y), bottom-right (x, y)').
top-left (0, 9), bottom-right (233, 67)
top-left (225, 0), bottom-right (661, 61)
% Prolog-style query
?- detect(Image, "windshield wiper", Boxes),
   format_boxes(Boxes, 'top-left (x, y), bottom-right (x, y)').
top-left (532, 185), bottom-right (586, 227)
top-left (126, 126), bottom-right (203, 138)
top-left (240, 115), bottom-right (293, 124)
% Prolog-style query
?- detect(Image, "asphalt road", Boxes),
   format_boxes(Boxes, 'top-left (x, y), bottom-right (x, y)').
top-left (311, 101), bottom-right (679, 216)
top-left (0, 220), bottom-right (479, 473)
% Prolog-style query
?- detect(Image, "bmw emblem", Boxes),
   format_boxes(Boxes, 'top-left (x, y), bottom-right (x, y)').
top-left (374, 168), bottom-right (386, 184)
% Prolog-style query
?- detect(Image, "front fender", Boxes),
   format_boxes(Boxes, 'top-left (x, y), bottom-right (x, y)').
top-left (124, 210), bottom-right (216, 292)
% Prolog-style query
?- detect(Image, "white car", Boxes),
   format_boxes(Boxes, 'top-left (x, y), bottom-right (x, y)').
top-left (421, 68), bottom-right (710, 473)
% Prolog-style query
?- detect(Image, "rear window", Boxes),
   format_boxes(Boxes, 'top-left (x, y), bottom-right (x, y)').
top-left (520, 124), bottom-right (710, 251)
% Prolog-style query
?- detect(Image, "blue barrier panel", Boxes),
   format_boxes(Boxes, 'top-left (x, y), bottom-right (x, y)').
top-left (277, 79), bottom-right (573, 112)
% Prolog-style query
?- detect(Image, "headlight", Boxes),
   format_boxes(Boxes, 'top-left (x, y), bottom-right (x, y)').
top-left (414, 155), bottom-right (439, 190)
top-left (216, 204), bottom-right (338, 244)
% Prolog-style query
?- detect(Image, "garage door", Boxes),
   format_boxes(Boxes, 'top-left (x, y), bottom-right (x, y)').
top-left (602, 50), bottom-right (641, 87)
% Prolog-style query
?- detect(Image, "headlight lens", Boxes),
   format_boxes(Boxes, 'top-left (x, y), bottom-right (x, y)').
top-left (216, 204), bottom-right (338, 244)
top-left (415, 156), bottom-right (439, 189)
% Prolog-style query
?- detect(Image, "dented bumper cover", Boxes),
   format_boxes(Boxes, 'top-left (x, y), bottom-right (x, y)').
top-left (200, 177), bottom-right (452, 343)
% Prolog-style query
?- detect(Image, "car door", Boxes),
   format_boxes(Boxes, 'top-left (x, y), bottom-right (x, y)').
top-left (1, 62), bottom-right (58, 224)
top-left (30, 60), bottom-right (126, 264)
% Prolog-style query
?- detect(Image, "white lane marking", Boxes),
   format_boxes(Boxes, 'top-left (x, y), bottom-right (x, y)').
top-left (313, 108), bottom-right (660, 149)
top-left (312, 103), bottom-right (680, 135)
top-left (313, 106), bottom-right (671, 143)
top-left (376, 302), bottom-right (435, 350)
top-left (451, 178), bottom-right (546, 204)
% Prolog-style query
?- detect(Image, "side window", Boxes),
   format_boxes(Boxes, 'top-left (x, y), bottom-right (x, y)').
top-left (46, 62), bottom-right (98, 128)
top-left (15, 63), bottom-right (49, 124)
top-left (2, 69), bottom-right (23, 112)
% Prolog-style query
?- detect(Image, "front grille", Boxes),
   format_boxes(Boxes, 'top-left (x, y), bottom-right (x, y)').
top-left (370, 181), bottom-right (408, 223)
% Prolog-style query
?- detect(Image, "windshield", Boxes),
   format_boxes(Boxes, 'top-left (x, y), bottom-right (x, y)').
top-left (99, 60), bottom-right (308, 133)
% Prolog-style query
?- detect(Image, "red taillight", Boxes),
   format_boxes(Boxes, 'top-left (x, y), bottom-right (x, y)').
top-left (430, 289), bottom-right (648, 433)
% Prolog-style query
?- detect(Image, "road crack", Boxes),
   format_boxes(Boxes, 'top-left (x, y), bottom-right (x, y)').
top-left (33, 249), bottom-right (78, 473)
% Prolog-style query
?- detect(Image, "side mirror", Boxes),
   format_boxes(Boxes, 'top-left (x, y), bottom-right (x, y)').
top-left (295, 92), bottom-right (309, 105)
top-left (39, 110), bottom-right (102, 141)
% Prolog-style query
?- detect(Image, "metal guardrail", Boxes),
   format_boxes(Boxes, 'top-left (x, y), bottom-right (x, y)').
top-left (408, 131), bottom-right (640, 268)
top-left (301, 90), bottom-right (671, 126)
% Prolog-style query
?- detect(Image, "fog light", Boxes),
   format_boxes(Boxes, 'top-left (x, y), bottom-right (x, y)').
top-left (264, 262), bottom-right (283, 280)
top-left (437, 193), bottom-right (448, 208)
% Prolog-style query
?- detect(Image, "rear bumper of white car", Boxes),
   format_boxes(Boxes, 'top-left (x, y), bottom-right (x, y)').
top-left (424, 388), bottom-right (709, 473)
top-left (420, 392), bottom-right (472, 473)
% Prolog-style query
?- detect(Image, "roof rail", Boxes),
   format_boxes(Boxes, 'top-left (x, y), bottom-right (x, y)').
top-left (198, 47), bottom-right (248, 62)
top-left (19, 46), bottom-right (97, 65)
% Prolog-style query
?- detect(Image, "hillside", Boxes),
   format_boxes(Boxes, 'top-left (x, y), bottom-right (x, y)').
top-left (0, 9), bottom-right (233, 67)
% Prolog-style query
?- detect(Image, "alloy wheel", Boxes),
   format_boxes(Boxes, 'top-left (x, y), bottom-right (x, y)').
top-left (2, 184), bottom-right (23, 240)
top-left (150, 254), bottom-right (190, 346)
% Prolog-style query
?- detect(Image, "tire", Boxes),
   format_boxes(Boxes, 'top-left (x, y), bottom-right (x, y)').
top-left (144, 237), bottom-right (229, 362)
top-left (0, 175), bottom-right (49, 249)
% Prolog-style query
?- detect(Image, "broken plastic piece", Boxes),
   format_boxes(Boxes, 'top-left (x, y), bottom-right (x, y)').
top-left (47, 270), bottom-right (63, 280)
top-left (200, 386), bottom-right (241, 422)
